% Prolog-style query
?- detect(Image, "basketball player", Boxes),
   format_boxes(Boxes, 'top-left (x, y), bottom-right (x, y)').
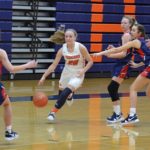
top-left (0, 48), bottom-right (37, 140)
top-left (105, 16), bottom-right (136, 123)
top-left (93, 23), bottom-right (150, 125)
top-left (38, 28), bottom-right (93, 121)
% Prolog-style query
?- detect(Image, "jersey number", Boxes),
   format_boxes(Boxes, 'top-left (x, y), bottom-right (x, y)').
top-left (67, 60), bottom-right (79, 65)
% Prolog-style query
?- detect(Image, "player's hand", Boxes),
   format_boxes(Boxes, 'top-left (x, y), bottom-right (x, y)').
top-left (129, 60), bottom-right (139, 68)
top-left (38, 77), bottom-right (45, 86)
top-left (107, 44), bottom-right (114, 49)
top-left (26, 60), bottom-right (38, 68)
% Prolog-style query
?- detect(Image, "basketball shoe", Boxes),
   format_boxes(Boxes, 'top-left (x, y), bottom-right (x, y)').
top-left (121, 114), bottom-right (139, 125)
top-left (47, 112), bottom-right (56, 121)
top-left (107, 112), bottom-right (124, 123)
top-left (5, 130), bottom-right (19, 141)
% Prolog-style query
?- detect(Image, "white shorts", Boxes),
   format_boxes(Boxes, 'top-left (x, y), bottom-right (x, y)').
top-left (59, 67), bottom-right (84, 90)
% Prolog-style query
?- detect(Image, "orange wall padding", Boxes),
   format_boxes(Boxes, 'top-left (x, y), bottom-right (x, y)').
top-left (91, 0), bottom-right (103, 2)
top-left (91, 24), bottom-right (122, 32)
top-left (124, 5), bottom-right (135, 14)
top-left (91, 14), bottom-right (103, 23)
top-left (124, 0), bottom-right (135, 4)
top-left (91, 4), bottom-right (103, 13)
top-left (90, 44), bottom-right (102, 52)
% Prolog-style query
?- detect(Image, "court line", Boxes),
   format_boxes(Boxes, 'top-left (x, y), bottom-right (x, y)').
top-left (9, 92), bottom-right (146, 102)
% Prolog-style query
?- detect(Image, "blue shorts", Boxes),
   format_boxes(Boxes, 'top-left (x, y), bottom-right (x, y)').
top-left (112, 63), bottom-right (130, 79)
top-left (140, 66), bottom-right (150, 79)
top-left (0, 82), bottom-right (8, 105)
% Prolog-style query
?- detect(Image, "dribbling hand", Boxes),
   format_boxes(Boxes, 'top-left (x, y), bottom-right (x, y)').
top-left (38, 77), bottom-right (45, 86)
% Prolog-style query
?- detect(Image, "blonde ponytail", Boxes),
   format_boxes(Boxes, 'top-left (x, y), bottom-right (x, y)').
top-left (49, 25), bottom-right (65, 44)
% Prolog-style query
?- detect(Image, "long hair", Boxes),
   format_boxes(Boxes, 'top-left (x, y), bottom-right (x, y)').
top-left (49, 25), bottom-right (65, 44)
top-left (49, 25), bottom-right (78, 44)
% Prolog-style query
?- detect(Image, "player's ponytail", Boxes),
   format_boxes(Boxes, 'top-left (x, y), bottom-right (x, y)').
top-left (49, 24), bottom-right (65, 44)
top-left (49, 25), bottom-right (78, 44)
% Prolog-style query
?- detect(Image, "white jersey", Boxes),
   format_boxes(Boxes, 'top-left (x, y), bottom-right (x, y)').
top-left (62, 42), bottom-right (85, 72)
top-left (59, 42), bottom-right (85, 90)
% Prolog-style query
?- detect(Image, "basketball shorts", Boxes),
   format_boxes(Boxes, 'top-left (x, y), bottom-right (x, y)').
top-left (0, 82), bottom-right (8, 105)
top-left (140, 66), bottom-right (150, 79)
top-left (59, 68), bottom-right (84, 90)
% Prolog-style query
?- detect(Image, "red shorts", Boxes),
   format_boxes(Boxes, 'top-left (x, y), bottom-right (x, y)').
top-left (0, 82), bottom-right (8, 105)
top-left (140, 66), bottom-right (150, 79)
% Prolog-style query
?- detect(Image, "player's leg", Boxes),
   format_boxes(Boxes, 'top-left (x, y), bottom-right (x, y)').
top-left (66, 77), bottom-right (83, 106)
top-left (48, 76), bottom-right (83, 121)
top-left (0, 83), bottom-right (18, 140)
top-left (146, 82), bottom-right (150, 97)
top-left (58, 86), bottom-right (74, 106)
top-left (121, 74), bottom-right (149, 125)
top-left (107, 64), bottom-right (129, 123)
top-left (107, 77), bottom-right (124, 123)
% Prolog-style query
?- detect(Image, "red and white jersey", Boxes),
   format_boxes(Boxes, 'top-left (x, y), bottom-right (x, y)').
top-left (62, 42), bottom-right (85, 71)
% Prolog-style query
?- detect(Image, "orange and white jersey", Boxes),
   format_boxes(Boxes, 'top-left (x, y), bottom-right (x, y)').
top-left (62, 42), bottom-right (85, 72)
top-left (59, 42), bottom-right (85, 90)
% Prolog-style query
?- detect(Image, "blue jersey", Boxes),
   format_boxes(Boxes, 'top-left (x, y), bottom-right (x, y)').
top-left (112, 47), bottom-right (134, 78)
top-left (137, 38), bottom-right (150, 67)
top-left (116, 48), bottom-right (133, 63)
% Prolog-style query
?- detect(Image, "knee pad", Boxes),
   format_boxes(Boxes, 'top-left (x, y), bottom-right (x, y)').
top-left (107, 80), bottom-right (120, 102)
top-left (55, 88), bottom-right (72, 109)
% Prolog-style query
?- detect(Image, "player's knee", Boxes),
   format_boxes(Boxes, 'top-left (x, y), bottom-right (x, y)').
top-left (107, 82), bottom-right (113, 93)
top-left (107, 80), bottom-right (120, 102)
top-left (68, 78), bottom-right (82, 90)
top-left (108, 80), bottom-right (119, 93)
top-left (2, 96), bottom-right (10, 107)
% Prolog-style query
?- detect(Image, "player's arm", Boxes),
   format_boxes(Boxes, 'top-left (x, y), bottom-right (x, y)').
top-left (130, 60), bottom-right (145, 68)
top-left (80, 44), bottom-right (93, 73)
top-left (0, 49), bottom-right (37, 73)
top-left (93, 39), bottom-right (141, 56)
top-left (106, 33), bottom-right (131, 58)
top-left (106, 50), bottom-right (126, 58)
top-left (39, 49), bottom-right (63, 85)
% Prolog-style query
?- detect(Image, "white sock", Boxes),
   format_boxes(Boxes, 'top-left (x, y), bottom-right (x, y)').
top-left (6, 125), bottom-right (12, 133)
top-left (129, 108), bottom-right (136, 116)
top-left (113, 105), bottom-right (121, 115)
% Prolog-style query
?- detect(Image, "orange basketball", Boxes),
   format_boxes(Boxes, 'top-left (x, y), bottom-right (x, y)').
top-left (33, 92), bottom-right (48, 107)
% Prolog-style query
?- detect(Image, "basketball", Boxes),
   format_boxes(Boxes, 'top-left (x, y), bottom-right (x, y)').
top-left (33, 92), bottom-right (48, 107)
